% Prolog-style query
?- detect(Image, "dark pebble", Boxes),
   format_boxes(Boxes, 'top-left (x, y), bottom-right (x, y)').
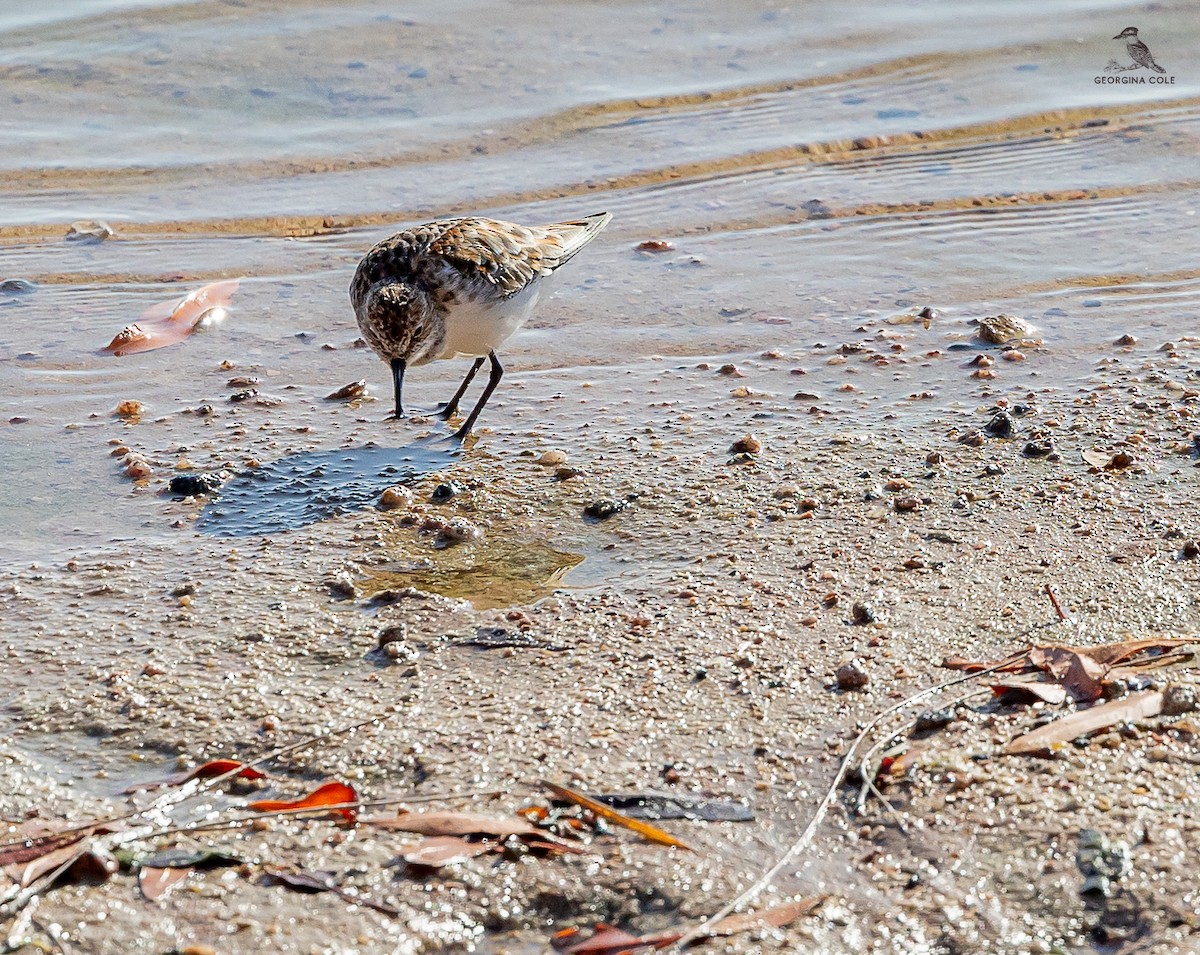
top-left (985, 411), bottom-right (1018, 438)
top-left (168, 473), bottom-right (224, 496)
top-left (1182, 541), bottom-right (1200, 560)
top-left (1022, 441), bottom-right (1054, 458)
top-left (431, 481), bottom-right (462, 502)
top-left (914, 708), bottom-right (955, 734)
top-left (1082, 299), bottom-right (1102, 308)
top-left (0, 279), bottom-right (36, 294)
top-left (584, 498), bottom-right (630, 520)
top-left (851, 602), bottom-right (877, 625)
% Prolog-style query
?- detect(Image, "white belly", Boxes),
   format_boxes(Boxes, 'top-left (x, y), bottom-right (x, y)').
top-left (439, 281), bottom-right (545, 359)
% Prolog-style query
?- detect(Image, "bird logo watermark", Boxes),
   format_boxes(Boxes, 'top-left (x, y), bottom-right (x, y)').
top-left (1097, 26), bottom-right (1174, 84)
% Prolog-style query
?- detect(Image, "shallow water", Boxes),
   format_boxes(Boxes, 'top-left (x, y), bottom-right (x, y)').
top-left (1, 0), bottom-right (1198, 562)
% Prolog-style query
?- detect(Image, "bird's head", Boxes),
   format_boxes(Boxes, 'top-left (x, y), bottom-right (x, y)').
top-left (364, 281), bottom-right (434, 359)
top-left (1113, 27), bottom-right (1139, 40)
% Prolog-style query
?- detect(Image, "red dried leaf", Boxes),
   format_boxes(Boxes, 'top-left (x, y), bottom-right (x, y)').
top-left (249, 781), bottom-right (358, 821)
top-left (139, 866), bottom-right (190, 901)
top-left (552, 922), bottom-right (670, 954)
top-left (124, 758), bottom-right (267, 794)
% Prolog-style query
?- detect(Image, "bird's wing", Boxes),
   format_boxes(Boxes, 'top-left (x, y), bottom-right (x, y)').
top-left (427, 214), bottom-right (610, 299)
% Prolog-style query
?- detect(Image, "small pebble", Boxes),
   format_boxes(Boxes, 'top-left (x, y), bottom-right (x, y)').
top-left (730, 434), bottom-right (761, 455)
top-left (114, 400), bottom-right (144, 419)
top-left (836, 660), bottom-right (870, 690)
top-left (379, 486), bottom-right (413, 509)
top-left (537, 450), bottom-right (567, 466)
top-left (851, 602), bottom-right (877, 624)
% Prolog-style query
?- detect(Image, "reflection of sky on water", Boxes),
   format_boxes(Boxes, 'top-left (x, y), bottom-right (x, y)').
top-left (198, 437), bottom-right (457, 537)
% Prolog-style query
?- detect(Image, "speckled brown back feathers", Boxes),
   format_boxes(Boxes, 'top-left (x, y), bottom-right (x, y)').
top-left (350, 212), bottom-right (610, 366)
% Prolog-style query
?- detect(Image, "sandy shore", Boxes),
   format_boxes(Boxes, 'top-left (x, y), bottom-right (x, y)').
top-left (3, 335), bottom-right (1200, 954)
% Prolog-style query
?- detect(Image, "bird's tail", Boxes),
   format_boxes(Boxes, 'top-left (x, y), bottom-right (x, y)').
top-left (1151, 62), bottom-right (1165, 73)
top-left (540, 212), bottom-right (612, 265)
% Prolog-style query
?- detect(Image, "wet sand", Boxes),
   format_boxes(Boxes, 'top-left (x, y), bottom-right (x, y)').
top-left (4, 334), bottom-right (1200, 952)
top-left (3, 0), bottom-right (1200, 951)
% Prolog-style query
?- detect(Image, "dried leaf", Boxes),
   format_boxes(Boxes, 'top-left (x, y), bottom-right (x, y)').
top-left (1028, 647), bottom-right (1106, 702)
top-left (265, 866), bottom-right (398, 917)
top-left (360, 810), bottom-right (538, 839)
top-left (552, 922), bottom-right (668, 954)
top-left (707, 896), bottom-right (827, 935)
top-left (990, 679), bottom-right (1068, 705)
top-left (1004, 689), bottom-right (1164, 755)
top-left (593, 794), bottom-right (753, 822)
top-left (125, 758), bottom-right (267, 794)
top-left (249, 781), bottom-right (358, 821)
top-left (0, 830), bottom-right (86, 869)
top-left (139, 866), bottom-right (190, 901)
top-left (545, 782), bottom-right (692, 851)
top-left (398, 836), bottom-right (497, 867)
top-left (550, 899), bottom-right (825, 955)
top-left (139, 848), bottom-right (241, 870)
top-left (102, 279), bottom-right (240, 356)
top-left (6, 840), bottom-right (115, 888)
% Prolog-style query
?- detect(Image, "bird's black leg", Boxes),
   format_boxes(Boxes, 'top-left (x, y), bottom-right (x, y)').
top-left (439, 356), bottom-right (485, 419)
top-left (454, 351), bottom-right (503, 440)
top-left (390, 357), bottom-right (406, 419)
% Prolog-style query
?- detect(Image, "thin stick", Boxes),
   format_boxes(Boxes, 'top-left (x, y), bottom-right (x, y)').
top-left (668, 662), bottom-right (1011, 952)
top-left (1044, 584), bottom-right (1071, 623)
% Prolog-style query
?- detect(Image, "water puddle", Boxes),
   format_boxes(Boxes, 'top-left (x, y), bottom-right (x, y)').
top-left (197, 436), bottom-right (457, 537)
top-left (359, 536), bottom-right (585, 610)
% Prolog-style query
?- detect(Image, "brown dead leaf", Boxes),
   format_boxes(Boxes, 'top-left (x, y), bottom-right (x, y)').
top-left (6, 840), bottom-right (116, 889)
top-left (398, 836), bottom-right (498, 868)
top-left (264, 866), bottom-right (398, 916)
top-left (360, 809), bottom-right (539, 839)
top-left (1028, 647), bottom-right (1106, 702)
top-left (1004, 689), bottom-right (1164, 756)
top-left (139, 865), bottom-right (191, 901)
top-left (552, 922), bottom-right (670, 954)
top-left (991, 679), bottom-right (1069, 705)
top-left (707, 896), bottom-right (827, 936)
top-left (545, 782), bottom-right (693, 851)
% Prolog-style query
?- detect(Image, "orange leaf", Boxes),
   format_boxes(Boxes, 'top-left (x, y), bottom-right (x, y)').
top-left (544, 782), bottom-right (692, 851)
top-left (124, 758), bottom-right (266, 794)
top-left (249, 781), bottom-right (359, 821)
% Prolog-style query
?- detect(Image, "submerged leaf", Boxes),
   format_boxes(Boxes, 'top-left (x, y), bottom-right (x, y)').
top-left (102, 279), bottom-right (241, 356)
top-left (264, 866), bottom-right (398, 917)
top-left (545, 782), bottom-right (692, 851)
